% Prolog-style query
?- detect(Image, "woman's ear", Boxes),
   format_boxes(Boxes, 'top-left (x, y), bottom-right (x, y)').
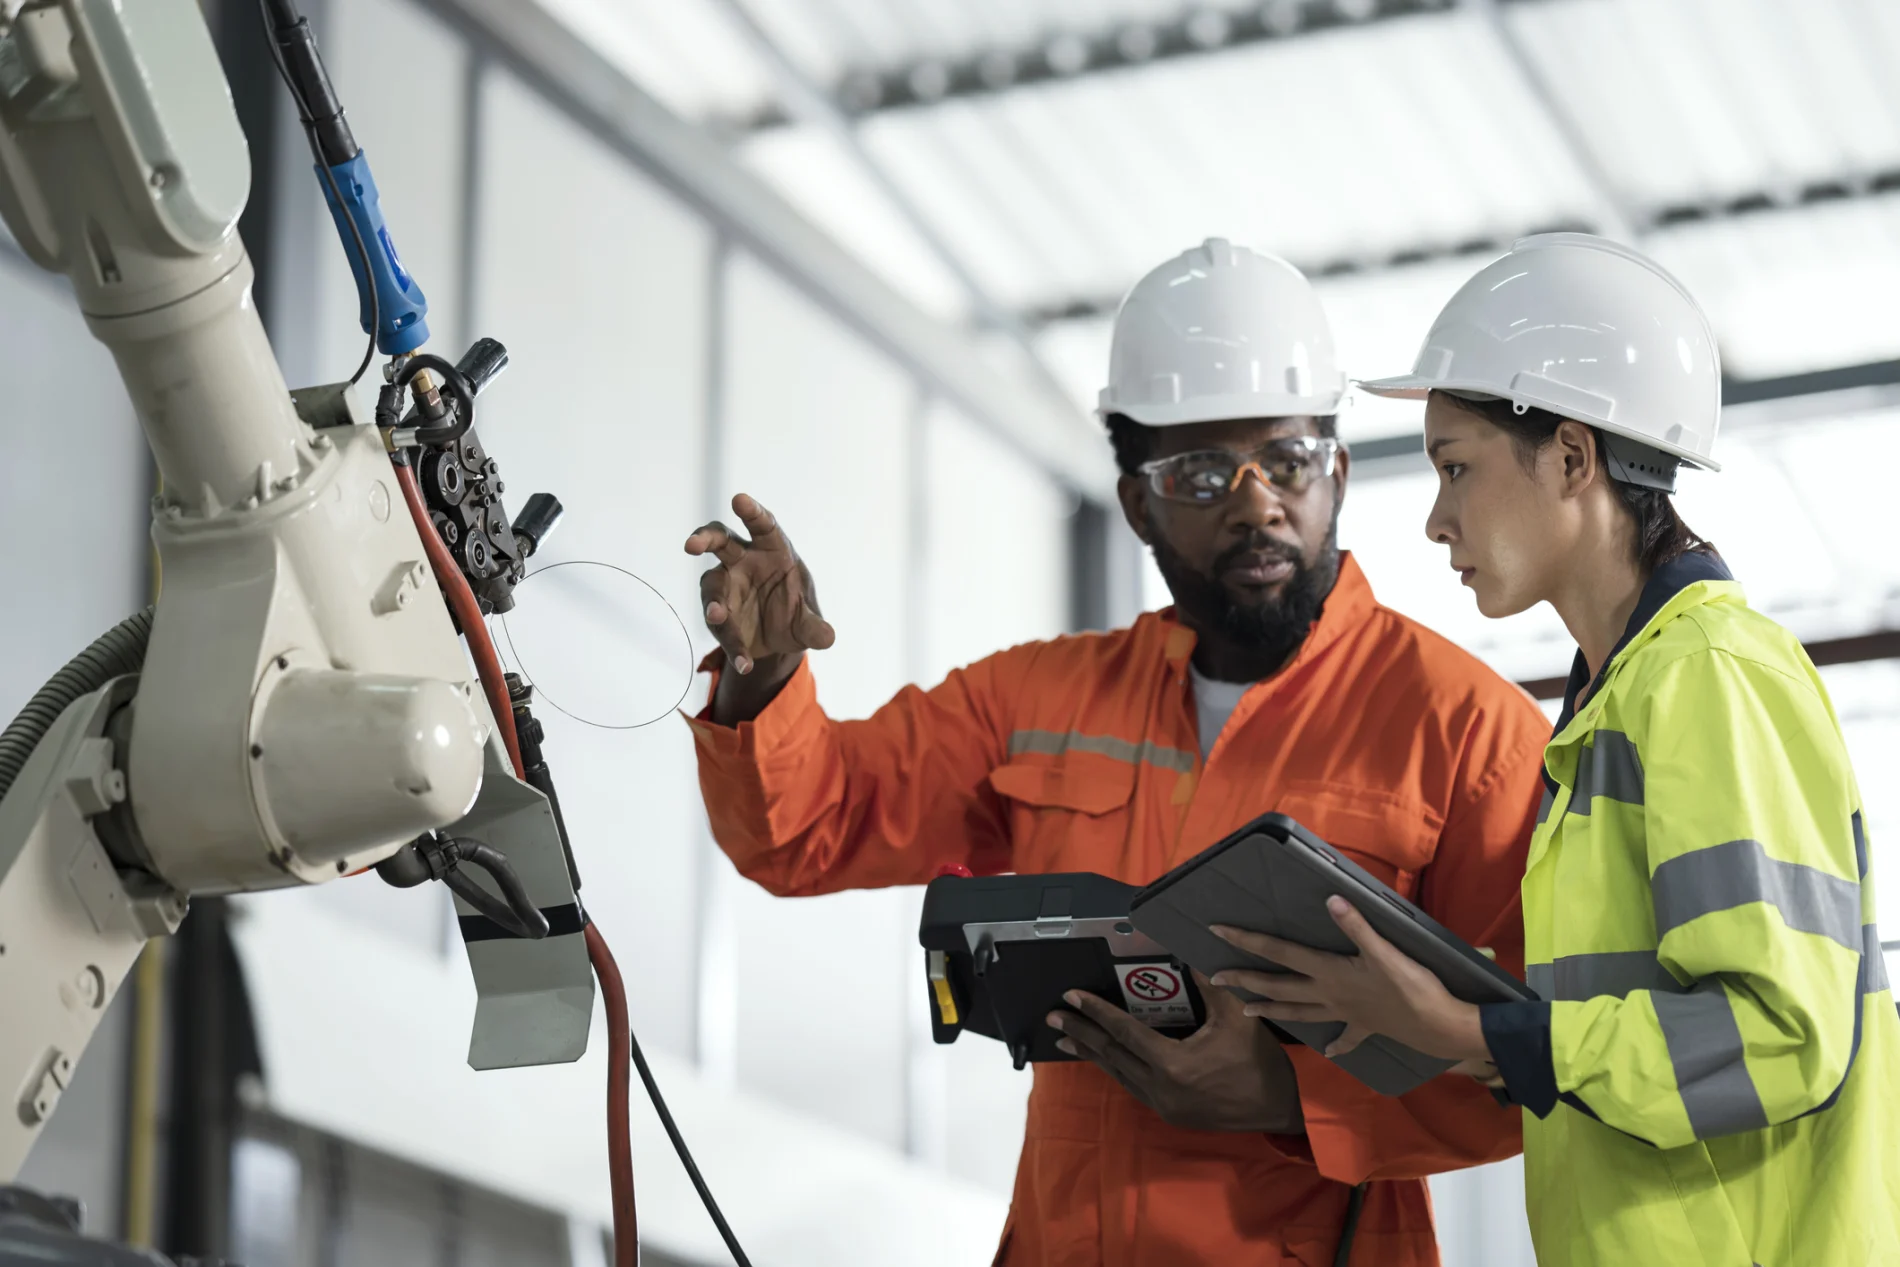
top-left (1551, 419), bottom-right (1600, 498)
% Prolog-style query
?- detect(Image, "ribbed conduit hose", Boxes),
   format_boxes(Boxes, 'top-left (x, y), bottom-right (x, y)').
top-left (0, 608), bottom-right (155, 807)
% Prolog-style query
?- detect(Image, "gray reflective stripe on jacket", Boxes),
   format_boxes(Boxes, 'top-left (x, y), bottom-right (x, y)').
top-left (1007, 729), bottom-right (1197, 773)
top-left (1565, 729), bottom-right (1645, 814)
top-left (1652, 838), bottom-right (1862, 951)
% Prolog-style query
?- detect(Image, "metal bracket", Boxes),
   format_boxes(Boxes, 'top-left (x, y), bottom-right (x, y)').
top-left (962, 915), bottom-right (1171, 963)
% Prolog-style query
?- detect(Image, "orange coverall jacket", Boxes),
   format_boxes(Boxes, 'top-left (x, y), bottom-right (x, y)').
top-left (687, 554), bottom-right (1549, 1266)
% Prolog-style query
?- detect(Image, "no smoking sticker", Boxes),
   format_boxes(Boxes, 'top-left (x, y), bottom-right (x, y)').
top-left (1114, 962), bottom-right (1196, 1028)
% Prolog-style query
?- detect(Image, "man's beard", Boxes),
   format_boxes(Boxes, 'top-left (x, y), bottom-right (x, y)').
top-left (1149, 514), bottom-right (1341, 675)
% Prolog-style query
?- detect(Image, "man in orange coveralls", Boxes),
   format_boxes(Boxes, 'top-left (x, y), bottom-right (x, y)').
top-left (682, 240), bottom-right (1549, 1266)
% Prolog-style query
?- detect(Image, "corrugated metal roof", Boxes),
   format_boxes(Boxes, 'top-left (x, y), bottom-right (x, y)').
top-left (560, 0), bottom-right (1900, 396)
top-left (1648, 192), bottom-right (1900, 378)
top-left (827, 11), bottom-right (1595, 316)
top-left (1509, 0), bottom-right (1900, 212)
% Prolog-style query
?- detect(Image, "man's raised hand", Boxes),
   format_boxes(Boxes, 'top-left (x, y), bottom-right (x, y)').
top-left (685, 493), bottom-right (836, 677)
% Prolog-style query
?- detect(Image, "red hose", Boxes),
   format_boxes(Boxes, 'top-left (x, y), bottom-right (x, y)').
top-left (393, 456), bottom-right (637, 1266)
top-left (586, 923), bottom-right (638, 1265)
top-left (393, 461), bottom-right (524, 777)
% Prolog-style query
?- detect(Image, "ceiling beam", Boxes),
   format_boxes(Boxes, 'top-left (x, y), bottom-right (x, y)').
top-left (1464, 0), bottom-right (1636, 241)
top-left (413, 0), bottom-right (1118, 498)
top-left (702, 0), bottom-right (1089, 427)
top-left (734, 0), bottom-right (1459, 131)
top-left (1023, 169), bottom-right (1900, 326)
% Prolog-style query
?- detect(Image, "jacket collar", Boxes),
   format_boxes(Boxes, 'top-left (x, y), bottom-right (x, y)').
top-left (1160, 550), bottom-right (1378, 679)
top-left (1551, 550), bottom-right (1734, 736)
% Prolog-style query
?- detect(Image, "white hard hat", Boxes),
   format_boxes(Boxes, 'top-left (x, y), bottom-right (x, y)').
top-left (1359, 233), bottom-right (1721, 482)
top-left (1099, 238), bottom-right (1347, 426)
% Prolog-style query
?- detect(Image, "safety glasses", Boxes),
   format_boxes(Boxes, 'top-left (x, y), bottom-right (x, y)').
top-left (1138, 436), bottom-right (1340, 505)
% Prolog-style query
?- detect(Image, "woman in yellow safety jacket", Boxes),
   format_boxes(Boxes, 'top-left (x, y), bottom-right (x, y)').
top-left (1210, 234), bottom-right (1900, 1266)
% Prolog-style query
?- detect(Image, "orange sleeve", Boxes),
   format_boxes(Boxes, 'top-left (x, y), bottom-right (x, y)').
top-left (684, 650), bottom-right (1020, 895)
top-left (1282, 689), bottom-right (1549, 1183)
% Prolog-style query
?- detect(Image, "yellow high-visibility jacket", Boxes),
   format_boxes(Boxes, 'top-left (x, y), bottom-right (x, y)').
top-left (1479, 552), bottom-right (1900, 1266)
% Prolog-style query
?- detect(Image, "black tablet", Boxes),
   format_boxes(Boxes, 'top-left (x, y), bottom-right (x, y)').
top-left (1128, 812), bottom-right (1536, 1096)
top-left (919, 872), bottom-right (1206, 1068)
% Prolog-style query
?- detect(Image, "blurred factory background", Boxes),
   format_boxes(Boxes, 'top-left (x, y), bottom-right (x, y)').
top-left (5, 0), bottom-right (1899, 1263)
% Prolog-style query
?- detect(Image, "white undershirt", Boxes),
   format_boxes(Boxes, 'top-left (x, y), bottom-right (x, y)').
top-left (1188, 664), bottom-right (1253, 760)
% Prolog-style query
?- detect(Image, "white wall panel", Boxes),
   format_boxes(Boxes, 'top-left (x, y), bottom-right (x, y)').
top-left (913, 402), bottom-right (1071, 1193)
top-left (720, 251), bottom-right (915, 721)
top-left (0, 257), bottom-right (149, 718)
top-left (918, 401), bottom-right (1071, 682)
top-left (273, 0), bottom-right (471, 391)
top-left (0, 243), bottom-right (145, 1242)
top-left (714, 251), bottom-right (918, 1150)
top-left (472, 67), bottom-right (717, 1058)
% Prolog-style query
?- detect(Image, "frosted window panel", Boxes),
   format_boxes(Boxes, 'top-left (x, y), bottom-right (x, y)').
top-left (1720, 409), bottom-right (1900, 639)
top-left (719, 251), bottom-right (914, 721)
top-left (1429, 1156), bottom-right (1536, 1267)
top-left (306, 0), bottom-right (470, 379)
top-left (920, 402), bottom-right (1071, 683)
top-left (1821, 662), bottom-right (1900, 934)
top-left (474, 68), bottom-right (716, 1056)
top-left (0, 259), bottom-right (147, 720)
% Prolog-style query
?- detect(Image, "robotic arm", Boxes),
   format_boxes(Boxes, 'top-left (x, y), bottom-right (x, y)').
top-left (0, 0), bottom-right (592, 1215)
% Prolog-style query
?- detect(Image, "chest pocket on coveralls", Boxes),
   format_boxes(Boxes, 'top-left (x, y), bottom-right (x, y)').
top-left (1275, 780), bottom-right (1440, 900)
top-left (989, 756), bottom-right (1137, 875)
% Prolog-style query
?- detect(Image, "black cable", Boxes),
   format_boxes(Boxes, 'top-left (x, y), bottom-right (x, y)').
top-left (628, 1026), bottom-right (753, 1266)
top-left (392, 352), bottom-right (477, 446)
top-left (1333, 1182), bottom-right (1368, 1267)
top-left (256, 0), bottom-right (380, 387)
top-left (452, 840), bottom-right (550, 939)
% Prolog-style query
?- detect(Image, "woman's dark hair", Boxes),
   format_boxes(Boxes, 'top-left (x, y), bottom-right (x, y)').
top-left (1441, 392), bottom-right (1713, 573)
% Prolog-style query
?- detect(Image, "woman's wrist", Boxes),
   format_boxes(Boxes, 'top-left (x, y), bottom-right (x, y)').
top-left (1434, 1001), bottom-right (1492, 1063)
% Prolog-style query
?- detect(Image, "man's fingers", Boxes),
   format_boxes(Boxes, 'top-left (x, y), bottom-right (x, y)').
top-left (791, 602), bottom-right (837, 652)
top-left (698, 568), bottom-right (731, 623)
top-left (1210, 969), bottom-right (1325, 1003)
top-left (1211, 925), bottom-right (1333, 976)
top-left (696, 571), bottom-right (756, 672)
top-left (731, 494), bottom-right (784, 549)
top-left (685, 521), bottom-right (748, 567)
top-left (1064, 991), bottom-right (1170, 1061)
top-left (1324, 1024), bottom-right (1373, 1058)
top-left (1047, 1009), bottom-right (1152, 1087)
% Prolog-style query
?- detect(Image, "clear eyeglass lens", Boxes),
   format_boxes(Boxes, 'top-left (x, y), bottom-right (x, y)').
top-left (1151, 439), bottom-right (1331, 503)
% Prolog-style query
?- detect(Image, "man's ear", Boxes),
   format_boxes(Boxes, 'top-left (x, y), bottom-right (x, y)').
top-left (1116, 473), bottom-right (1152, 545)
top-left (1553, 419), bottom-right (1600, 497)
top-left (1331, 441), bottom-right (1350, 515)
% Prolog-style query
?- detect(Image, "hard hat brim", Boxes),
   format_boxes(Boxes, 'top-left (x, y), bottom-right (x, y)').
top-left (1101, 389), bottom-right (1346, 427)
top-left (1352, 375), bottom-right (1721, 473)
top-left (1354, 374), bottom-right (1433, 400)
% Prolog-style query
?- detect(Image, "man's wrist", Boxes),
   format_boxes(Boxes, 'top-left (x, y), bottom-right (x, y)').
top-left (711, 651), bottom-right (803, 726)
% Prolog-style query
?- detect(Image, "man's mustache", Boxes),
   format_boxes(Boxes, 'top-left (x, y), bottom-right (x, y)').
top-left (1213, 534), bottom-right (1304, 575)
